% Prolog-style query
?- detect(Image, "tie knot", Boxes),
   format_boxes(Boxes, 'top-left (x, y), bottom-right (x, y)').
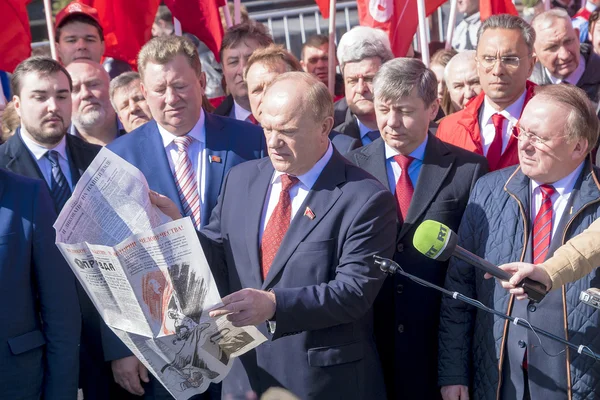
top-left (393, 154), bottom-right (414, 169)
top-left (491, 113), bottom-right (505, 129)
top-left (539, 184), bottom-right (556, 199)
top-left (46, 150), bottom-right (60, 165)
top-left (366, 131), bottom-right (380, 142)
top-left (173, 136), bottom-right (194, 153)
top-left (280, 174), bottom-right (299, 192)
top-left (247, 114), bottom-right (258, 125)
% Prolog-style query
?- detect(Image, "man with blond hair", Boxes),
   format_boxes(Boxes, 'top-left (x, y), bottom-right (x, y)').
top-left (106, 35), bottom-right (265, 399)
top-left (243, 44), bottom-right (359, 154)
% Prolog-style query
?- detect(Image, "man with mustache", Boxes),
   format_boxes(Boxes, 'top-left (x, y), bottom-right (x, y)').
top-left (0, 57), bottom-right (135, 400)
top-left (437, 14), bottom-right (537, 171)
top-left (109, 72), bottom-right (152, 133)
top-left (529, 9), bottom-right (600, 111)
top-left (67, 60), bottom-right (125, 146)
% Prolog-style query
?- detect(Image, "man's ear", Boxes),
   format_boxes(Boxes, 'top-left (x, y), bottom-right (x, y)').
top-left (12, 95), bottom-right (21, 118)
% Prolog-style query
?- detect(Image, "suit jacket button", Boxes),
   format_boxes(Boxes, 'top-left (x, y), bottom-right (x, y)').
top-left (396, 243), bottom-right (404, 252)
top-left (518, 340), bottom-right (526, 348)
top-left (396, 284), bottom-right (404, 294)
top-left (397, 324), bottom-right (405, 334)
top-left (528, 304), bottom-right (537, 312)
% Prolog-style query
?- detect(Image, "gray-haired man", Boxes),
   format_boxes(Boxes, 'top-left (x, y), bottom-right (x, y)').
top-left (346, 58), bottom-right (488, 400)
top-left (109, 72), bottom-right (152, 133)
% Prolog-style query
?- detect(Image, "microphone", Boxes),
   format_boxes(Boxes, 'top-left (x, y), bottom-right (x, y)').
top-left (412, 220), bottom-right (547, 303)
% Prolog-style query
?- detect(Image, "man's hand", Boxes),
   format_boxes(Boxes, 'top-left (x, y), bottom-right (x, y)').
top-left (209, 288), bottom-right (276, 327)
top-left (111, 355), bottom-right (150, 396)
top-left (484, 262), bottom-right (552, 300)
top-left (149, 190), bottom-right (182, 221)
top-left (441, 385), bottom-right (469, 400)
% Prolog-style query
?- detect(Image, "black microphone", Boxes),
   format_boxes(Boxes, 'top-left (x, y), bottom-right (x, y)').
top-left (412, 220), bottom-right (547, 303)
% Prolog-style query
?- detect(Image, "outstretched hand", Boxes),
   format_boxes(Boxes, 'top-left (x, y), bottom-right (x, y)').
top-left (484, 262), bottom-right (552, 300)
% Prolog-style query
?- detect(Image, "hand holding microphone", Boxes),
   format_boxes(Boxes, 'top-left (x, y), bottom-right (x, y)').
top-left (412, 220), bottom-right (548, 303)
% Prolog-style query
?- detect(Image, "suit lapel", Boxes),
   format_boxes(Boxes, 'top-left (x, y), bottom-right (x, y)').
top-left (245, 159), bottom-right (273, 288)
top-left (138, 122), bottom-right (184, 214)
top-left (343, 108), bottom-right (361, 140)
top-left (4, 130), bottom-right (46, 182)
top-left (398, 135), bottom-right (454, 240)
top-left (65, 135), bottom-right (85, 185)
top-left (351, 139), bottom-right (389, 189)
top-left (262, 151), bottom-right (345, 289)
top-left (203, 113), bottom-right (229, 223)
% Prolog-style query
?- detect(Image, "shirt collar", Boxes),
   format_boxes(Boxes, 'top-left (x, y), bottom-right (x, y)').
top-left (482, 89), bottom-right (527, 125)
top-left (384, 134), bottom-right (428, 161)
top-left (272, 141), bottom-right (334, 190)
top-left (356, 116), bottom-right (375, 139)
top-left (546, 56), bottom-right (586, 85)
top-left (530, 161), bottom-right (585, 198)
top-left (158, 109), bottom-right (206, 148)
top-left (464, 12), bottom-right (480, 23)
top-left (20, 129), bottom-right (69, 162)
top-left (233, 99), bottom-right (252, 122)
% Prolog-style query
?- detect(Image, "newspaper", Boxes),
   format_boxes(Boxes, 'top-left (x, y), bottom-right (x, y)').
top-left (54, 148), bottom-right (266, 399)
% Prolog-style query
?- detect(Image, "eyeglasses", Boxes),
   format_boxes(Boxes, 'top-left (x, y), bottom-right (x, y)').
top-left (477, 56), bottom-right (522, 71)
top-left (512, 126), bottom-right (566, 146)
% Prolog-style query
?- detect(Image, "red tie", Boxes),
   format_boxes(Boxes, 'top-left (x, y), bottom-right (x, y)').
top-left (247, 114), bottom-right (258, 125)
top-left (394, 155), bottom-right (414, 223)
top-left (532, 184), bottom-right (556, 263)
top-left (260, 174), bottom-right (299, 280)
top-left (487, 113), bottom-right (505, 170)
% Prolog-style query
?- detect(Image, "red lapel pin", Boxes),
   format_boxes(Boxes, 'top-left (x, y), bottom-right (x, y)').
top-left (304, 206), bottom-right (315, 220)
top-left (210, 155), bottom-right (222, 163)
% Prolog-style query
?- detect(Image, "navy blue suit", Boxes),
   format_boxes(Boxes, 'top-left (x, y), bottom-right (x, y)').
top-left (0, 169), bottom-right (81, 399)
top-left (199, 150), bottom-right (397, 399)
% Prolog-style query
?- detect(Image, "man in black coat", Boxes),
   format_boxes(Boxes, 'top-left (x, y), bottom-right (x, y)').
top-left (347, 58), bottom-right (488, 400)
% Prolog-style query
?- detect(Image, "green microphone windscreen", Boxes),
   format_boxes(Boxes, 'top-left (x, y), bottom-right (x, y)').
top-left (413, 220), bottom-right (456, 261)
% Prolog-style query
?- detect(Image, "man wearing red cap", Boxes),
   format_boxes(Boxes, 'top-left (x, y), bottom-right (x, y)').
top-left (55, 1), bottom-right (105, 66)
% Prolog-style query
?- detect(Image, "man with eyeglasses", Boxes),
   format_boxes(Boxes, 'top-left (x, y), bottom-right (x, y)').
top-left (438, 83), bottom-right (600, 400)
top-left (529, 9), bottom-right (600, 113)
top-left (437, 14), bottom-right (537, 171)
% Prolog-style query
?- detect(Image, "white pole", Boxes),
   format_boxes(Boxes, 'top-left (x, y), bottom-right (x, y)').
top-left (445, 0), bottom-right (458, 51)
top-left (43, 0), bottom-right (58, 60)
top-left (222, 5), bottom-right (233, 28)
top-left (417, 0), bottom-right (430, 66)
top-left (174, 18), bottom-right (182, 36)
top-left (328, 0), bottom-right (337, 96)
top-left (543, 0), bottom-right (551, 10)
top-left (234, 0), bottom-right (241, 25)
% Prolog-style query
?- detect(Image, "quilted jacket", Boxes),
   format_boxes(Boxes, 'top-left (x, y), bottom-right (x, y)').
top-left (438, 161), bottom-right (600, 400)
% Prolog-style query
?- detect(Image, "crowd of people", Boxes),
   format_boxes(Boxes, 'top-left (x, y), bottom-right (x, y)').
top-left (2, 1), bottom-right (600, 400)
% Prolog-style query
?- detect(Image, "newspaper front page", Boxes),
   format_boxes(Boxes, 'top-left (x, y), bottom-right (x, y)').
top-left (54, 148), bottom-right (266, 399)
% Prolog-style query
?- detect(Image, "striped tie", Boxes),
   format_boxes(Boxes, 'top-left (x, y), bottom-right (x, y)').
top-left (532, 184), bottom-right (556, 263)
top-left (45, 150), bottom-right (72, 212)
top-left (173, 136), bottom-right (201, 229)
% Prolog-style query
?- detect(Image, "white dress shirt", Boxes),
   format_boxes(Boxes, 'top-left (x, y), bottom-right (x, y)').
top-left (232, 99), bottom-right (253, 122)
top-left (157, 109), bottom-right (207, 206)
top-left (20, 132), bottom-right (73, 190)
top-left (530, 162), bottom-right (584, 239)
top-left (545, 57), bottom-right (586, 85)
top-left (452, 12), bottom-right (481, 51)
top-left (259, 142), bottom-right (334, 243)
top-left (479, 90), bottom-right (526, 156)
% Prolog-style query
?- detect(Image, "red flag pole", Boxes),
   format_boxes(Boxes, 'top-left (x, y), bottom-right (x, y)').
top-left (327, 0), bottom-right (336, 96)
top-left (234, 0), bottom-right (241, 24)
top-left (417, 0), bottom-right (430, 66)
top-left (43, 0), bottom-right (58, 60)
top-left (445, 0), bottom-right (458, 50)
top-left (543, 0), bottom-right (551, 10)
top-left (222, 4), bottom-right (233, 28)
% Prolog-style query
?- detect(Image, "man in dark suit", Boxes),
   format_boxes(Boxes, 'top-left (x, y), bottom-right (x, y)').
top-left (152, 71), bottom-right (397, 399)
top-left (107, 35), bottom-right (265, 398)
top-left (334, 26), bottom-right (394, 146)
top-left (0, 57), bottom-right (132, 399)
top-left (243, 44), bottom-right (360, 155)
top-left (213, 21), bottom-right (274, 123)
top-left (347, 58), bottom-right (488, 400)
top-left (0, 168), bottom-right (81, 399)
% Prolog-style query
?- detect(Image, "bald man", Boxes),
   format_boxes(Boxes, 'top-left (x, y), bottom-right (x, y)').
top-left (444, 50), bottom-right (481, 113)
top-left (66, 60), bottom-right (125, 145)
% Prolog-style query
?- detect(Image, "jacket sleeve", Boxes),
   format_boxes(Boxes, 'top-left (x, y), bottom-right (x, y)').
top-left (438, 181), bottom-right (488, 387)
top-left (542, 216), bottom-right (600, 289)
top-left (33, 182), bottom-right (82, 399)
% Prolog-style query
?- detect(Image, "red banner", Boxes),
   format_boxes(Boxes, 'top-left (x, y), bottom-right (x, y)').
top-left (315, 0), bottom-right (330, 18)
top-left (480, 0), bottom-right (519, 20)
top-left (0, 0), bottom-right (31, 73)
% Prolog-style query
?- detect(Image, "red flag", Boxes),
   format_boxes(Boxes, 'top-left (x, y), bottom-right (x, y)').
top-left (163, 0), bottom-right (225, 62)
top-left (315, 0), bottom-right (331, 18)
top-left (479, 0), bottom-right (519, 20)
top-left (357, 0), bottom-right (445, 57)
top-left (0, 0), bottom-right (31, 73)
top-left (78, 0), bottom-right (160, 69)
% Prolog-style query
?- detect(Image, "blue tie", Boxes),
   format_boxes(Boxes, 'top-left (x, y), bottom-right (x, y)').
top-left (45, 150), bottom-right (72, 212)
top-left (367, 131), bottom-right (380, 142)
